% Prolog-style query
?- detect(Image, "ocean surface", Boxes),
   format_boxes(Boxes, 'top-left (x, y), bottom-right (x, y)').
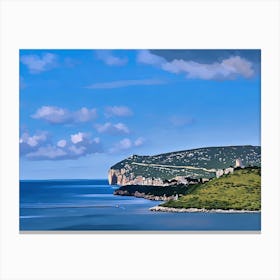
top-left (20, 180), bottom-right (261, 231)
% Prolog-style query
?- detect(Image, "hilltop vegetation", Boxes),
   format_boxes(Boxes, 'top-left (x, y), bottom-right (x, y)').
top-left (162, 167), bottom-right (261, 211)
top-left (109, 145), bottom-right (261, 182)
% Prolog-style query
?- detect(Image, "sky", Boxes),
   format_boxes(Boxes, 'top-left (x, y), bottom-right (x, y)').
top-left (19, 49), bottom-right (261, 179)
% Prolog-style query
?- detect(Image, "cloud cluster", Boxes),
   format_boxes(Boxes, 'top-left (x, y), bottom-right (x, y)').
top-left (21, 103), bottom-right (145, 160)
top-left (20, 131), bottom-right (102, 160)
top-left (150, 50), bottom-right (261, 64)
top-left (85, 78), bottom-right (166, 89)
top-left (137, 50), bottom-right (255, 80)
top-left (109, 137), bottom-right (145, 153)
top-left (95, 122), bottom-right (130, 134)
top-left (105, 106), bottom-right (133, 117)
top-left (25, 146), bottom-right (68, 160)
top-left (20, 131), bottom-right (50, 155)
top-left (95, 50), bottom-right (128, 66)
top-left (20, 53), bottom-right (58, 74)
top-left (32, 106), bottom-right (97, 124)
top-left (20, 131), bottom-right (145, 160)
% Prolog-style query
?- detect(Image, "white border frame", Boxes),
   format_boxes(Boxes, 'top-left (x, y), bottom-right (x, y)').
top-left (1, 1), bottom-right (280, 279)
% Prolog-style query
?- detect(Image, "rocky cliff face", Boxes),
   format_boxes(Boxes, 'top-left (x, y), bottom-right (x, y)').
top-left (108, 168), bottom-right (130, 185)
top-left (108, 169), bottom-right (117, 185)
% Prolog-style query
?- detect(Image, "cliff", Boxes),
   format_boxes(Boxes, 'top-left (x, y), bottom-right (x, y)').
top-left (108, 168), bottom-right (130, 185)
top-left (108, 145), bottom-right (261, 186)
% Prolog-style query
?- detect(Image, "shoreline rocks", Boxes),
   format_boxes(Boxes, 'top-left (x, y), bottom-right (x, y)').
top-left (114, 189), bottom-right (173, 201)
top-left (149, 206), bottom-right (261, 213)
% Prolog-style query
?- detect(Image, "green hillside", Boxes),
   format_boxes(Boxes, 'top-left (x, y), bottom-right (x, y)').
top-left (162, 167), bottom-right (261, 211)
top-left (109, 145), bottom-right (261, 181)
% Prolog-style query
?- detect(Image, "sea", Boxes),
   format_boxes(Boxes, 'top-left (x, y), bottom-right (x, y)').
top-left (20, 179), bottom-right (261, 231)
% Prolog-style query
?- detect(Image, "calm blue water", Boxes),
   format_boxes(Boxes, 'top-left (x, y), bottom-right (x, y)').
top-left (20, 180), bottom-right (261, 231)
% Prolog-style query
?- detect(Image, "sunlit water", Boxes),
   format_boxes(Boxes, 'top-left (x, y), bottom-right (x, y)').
top-left (20, 180), bottom-right (261, 231)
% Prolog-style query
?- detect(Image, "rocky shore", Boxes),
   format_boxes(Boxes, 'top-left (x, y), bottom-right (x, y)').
top-left (114, 189), bottom-right (174, 201)
top-left (150, 206), bottom-right (261, 213)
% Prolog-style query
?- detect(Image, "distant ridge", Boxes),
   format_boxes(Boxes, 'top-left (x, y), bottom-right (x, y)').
top-left (150, 145), bottom-right (259, 157)
top-left (108, 145), bottom-right (261, 185)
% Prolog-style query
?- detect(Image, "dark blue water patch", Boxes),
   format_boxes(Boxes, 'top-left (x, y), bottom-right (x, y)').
top-left (20, 180), bottom-right (261, 231)
top-left (20, 179), bottom-right (108, 186)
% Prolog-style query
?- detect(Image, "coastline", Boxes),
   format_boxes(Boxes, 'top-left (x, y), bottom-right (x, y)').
top-left (114, 191), bottom-right (261, 213)
top-left (150, 205), bottom-right (261, 213)
top-left (114, 189), bottom-right (172, 201)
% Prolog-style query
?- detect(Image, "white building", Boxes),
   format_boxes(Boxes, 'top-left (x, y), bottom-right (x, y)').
top-left (216, 169), bottom-right (224, 178)
top-left (224, 167), bottom-right (234, 175)
top-left (235, 158), bottom-right (244, 168)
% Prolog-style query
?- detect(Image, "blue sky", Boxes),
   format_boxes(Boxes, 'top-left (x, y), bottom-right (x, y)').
top-left (19, 49), bottom-right (261, 179)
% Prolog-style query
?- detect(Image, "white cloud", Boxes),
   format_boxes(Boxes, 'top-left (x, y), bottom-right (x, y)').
top-left (67, 132), bottom-right (103, 158)
top-left (221, 56), bottom-right (254, 78)
top-left (162, 56), bottom-right (254, 80)
top-left (74, 107), bottom-right (97, 122)
top-left (137, 50), bottom-right (165, 66)
top-left (109, 137), bottom-right (145, 153)
top-left (20, 131), bottom-right (144, 159)
top-left (32, 106), bottom-right (69, 124)
top-left (20, 131), bottom-right (49, 157)
top-left (20, 131), bottom-right (103, 160)
top-left (20, 132), bottom-right (48, 148)
top-left (95, 50), bottom-right (128, 66)
top-left (134, 137), bottom-right (145, 147)
top-left (26, 146), bottom-right (67, 160)
top-left (95, 122), bottom-right (130, 134)
top-left (119, 138), bottom-right (132, 149)
top-left (109, 138), bottom-right (132, 153)
top-left (68, 145), bottom-right (86, 156)
top-left (26, 134), bottom-right (46, 147)
top-left (114, 123), bottom-right (129, 133)
top-left (57, 139), bottom-right (67, 148)
top-left (71, 132), bottom-right (84, 144)
top-left (137, 50), bottom-right (254, 80)
top-left (105, 106), bottom-right (133, 117)
top-left (85, 79), bottom-right (166, 89)
top-left (31, 106), bottom-right (97, 124)
top-left (20, 53), bottom-right (57, 73)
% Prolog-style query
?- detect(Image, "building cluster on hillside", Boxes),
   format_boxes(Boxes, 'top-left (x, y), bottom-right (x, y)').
top-left (215, 158), bottom-right (244, 178)
top-left (122, 174), bottom-right (211, 187)
top-left (124, 176), bottom-right (164, 186)
top-left (216, 167), bottom-right (234, 178)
